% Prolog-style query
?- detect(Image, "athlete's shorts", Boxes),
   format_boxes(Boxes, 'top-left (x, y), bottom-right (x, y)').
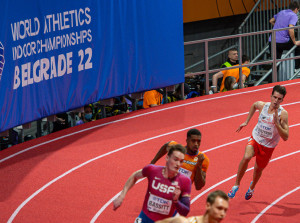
top-left (135, 211), bottom-right (154, 223)
top-left (135, 210), bottom-right (177, 223)
top-left (247, 136), bottom-right (275, 169)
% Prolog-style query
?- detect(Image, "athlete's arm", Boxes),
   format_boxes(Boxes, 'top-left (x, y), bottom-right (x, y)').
top-left (172, 178), bottom-right (191, 216)
top-left (150, 142), bottom-right (170, 164)
top-left (236, 101), bottom-right (264, 132)
top-left (194, 154), bottom-right (206, 190)
top-left (274, 109), bottom-right (289, 141)
top-left (174, 196), bottom-right (190, 217)
top-left (113, 169), bottom-right (144, 210)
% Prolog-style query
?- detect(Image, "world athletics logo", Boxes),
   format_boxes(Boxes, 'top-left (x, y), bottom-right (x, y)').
top-left (0, 42), bottom-right (4, 81)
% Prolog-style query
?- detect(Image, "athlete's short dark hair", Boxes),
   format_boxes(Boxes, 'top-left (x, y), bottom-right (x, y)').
top-left (187, 128), bottom-right (201, 138)
top-left (168, 144), bottom-right (186, 156)
top-left (207, 190), bottom-right (229, 205)
top-left (272, 85), bottom-right (287, 98)
top-left (289, 1), bottom-right (299, 10)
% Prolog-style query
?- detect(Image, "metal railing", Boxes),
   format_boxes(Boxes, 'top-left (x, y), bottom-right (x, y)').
top-left (184, 45), bottom-right (238, 72)
top-left (239, 0), bottom-right (290, 61)
top-left (184, 1), bottom-right (292, 76)
top-left (184, 25), bottom-right (300, 94)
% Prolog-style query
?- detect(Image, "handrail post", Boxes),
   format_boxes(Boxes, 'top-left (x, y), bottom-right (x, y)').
top-left (204, 41), bottom-right (209, 94)
top-left (271, 29), bottom-right (277, 82)
top-left (238, 36), bottom-right (243, 89)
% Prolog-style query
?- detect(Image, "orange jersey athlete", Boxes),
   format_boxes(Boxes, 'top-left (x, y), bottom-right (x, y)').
top-left (151, 129), bottom-right (209, 190)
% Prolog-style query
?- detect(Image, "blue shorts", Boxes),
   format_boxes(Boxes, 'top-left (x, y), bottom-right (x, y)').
top-left (135, 211), bottom-right (177, 223)
top-left (135, 211), bottom-right (154, 223)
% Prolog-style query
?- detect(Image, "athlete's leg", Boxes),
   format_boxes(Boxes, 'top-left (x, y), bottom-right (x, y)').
top-left (234, 145), bottom-right (255, 186)
top-left (250, 162), bottom-right (263, 190)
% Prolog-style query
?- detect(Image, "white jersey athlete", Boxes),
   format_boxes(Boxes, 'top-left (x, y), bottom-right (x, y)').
top-left (228, 85), bottom-right (289, 200)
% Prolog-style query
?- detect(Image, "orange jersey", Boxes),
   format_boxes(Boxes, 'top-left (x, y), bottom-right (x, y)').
top-left (168, 141), bottom-right (209, 182)
top-left (220, 65), bottom-right (250, 91)
top-left (143, 90), bottom-right (163, 108)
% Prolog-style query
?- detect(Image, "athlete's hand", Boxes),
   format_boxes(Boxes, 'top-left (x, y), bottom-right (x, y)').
top-left (113, 195), bottom-right (124, 211)
top-left (173, 185), bottom-right (181, 202)
top-left (196, 153), bottom-right (205, 166)
top-left (273, 109), bottom-right (280, 126)
top-left (236, 122), bottom-right (247, 132)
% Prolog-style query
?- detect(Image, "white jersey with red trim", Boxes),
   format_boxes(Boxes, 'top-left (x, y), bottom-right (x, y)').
top-left (252, 102), bottom-right (283, 148)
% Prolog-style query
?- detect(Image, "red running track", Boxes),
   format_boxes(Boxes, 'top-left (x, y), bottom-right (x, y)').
top-left (0, 80), bottom-right (300, 223)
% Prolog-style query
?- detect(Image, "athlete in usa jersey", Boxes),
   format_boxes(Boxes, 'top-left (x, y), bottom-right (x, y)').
top-left (141, 164), bottom-right (191, 221)
top-left (113, 144), bottom-right (191, 223)
top-left (228, 85), bottom-right (289, 200)
top-left (151, 129), bottom-right (209, 191)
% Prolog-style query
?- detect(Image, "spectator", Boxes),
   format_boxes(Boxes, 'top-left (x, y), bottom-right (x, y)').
top-left (111, 96), bottom-right (130, 116)
top-left (269, 1), bottom-right (300, 71)
top-left (52, 113), bottom-right (69, 132)
top-left (167, 83), bottom-right (190, 103)
top-left (215, 48), bottom-right (239, 90)
top-left (156, 190), bottom-right (229, 223)
top-left (76, 105), bottom-right (94, 125)
top-left (143, 89), bottom-right (163, 108)
top-left (212, 55), bottom-right (250, 93)
top-left (222, 76), bottom-right (237, 92)
top-left (220, 48), bottom-right (239, 68)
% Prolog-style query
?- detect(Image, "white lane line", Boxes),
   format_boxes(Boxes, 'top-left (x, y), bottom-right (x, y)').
top-left (90, 178), bottom-right (144, 223)
top-left (7, 104), bottom-right (300, 222)
top-left (90, 137), bottom-right (247, 223)
top-left (90, 123), bottom-right (300, 222)
top-left (2, 81), bottom-right (300, 163)
top-left (191, 150), bottom-right (300, 204)
top-left (251, 186), bottom-right (300, 223)
top-left (7, 112), bottom-right (251, 223)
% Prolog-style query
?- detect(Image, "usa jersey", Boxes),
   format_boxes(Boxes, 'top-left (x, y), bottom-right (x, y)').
top-left (141, 165), bottom-right (191, 221)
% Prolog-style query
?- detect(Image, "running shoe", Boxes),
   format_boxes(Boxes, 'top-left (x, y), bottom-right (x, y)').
top-left (228, 186), bottom-right (239, 198)
top-left (245, 181), bottom-right (254, 200)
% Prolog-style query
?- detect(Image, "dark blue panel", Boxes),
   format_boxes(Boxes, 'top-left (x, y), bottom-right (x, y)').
top-left (0, 0), bottom-right (184, 132)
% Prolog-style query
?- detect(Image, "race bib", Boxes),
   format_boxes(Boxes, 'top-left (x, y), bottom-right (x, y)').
top-left (256, 124), bottom-right (273, 139)
top-left (179, 167), bottom-right (192, 178)
top-left (147, 193), bottom-right (172, 215)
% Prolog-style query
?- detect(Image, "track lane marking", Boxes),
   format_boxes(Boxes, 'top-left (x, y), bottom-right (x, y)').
top-left (6, 103), bottom-right (300, 222)
top-left (250, 186), bottom-right (300, 223)
top-left (2, 81), bottom-right (300, 163)
top-left (91, 123), bottom-right (300, 222)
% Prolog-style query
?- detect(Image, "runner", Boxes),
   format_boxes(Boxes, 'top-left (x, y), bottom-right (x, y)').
top-left (113, 144), bottom-right (192, 223)
top-left (228, 85), bottom-right (289, 200)
top-left (155, 190), bottom-right (229, 223)
top-left (151, 129), bottom-right (209, 191)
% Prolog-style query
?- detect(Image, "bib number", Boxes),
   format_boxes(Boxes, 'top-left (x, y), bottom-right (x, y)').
top-left (256, 124), bottom-right (273, 139)
top-left (147, 193), bottom-right (172, 215)
top-left (179, 168), bottom-right (192, 178)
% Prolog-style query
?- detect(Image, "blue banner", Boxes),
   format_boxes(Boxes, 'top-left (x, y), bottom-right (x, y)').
top-left (0, 0), bottom-right (184, 132)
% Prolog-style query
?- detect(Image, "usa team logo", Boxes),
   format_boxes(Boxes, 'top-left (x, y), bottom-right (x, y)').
top-left (0, 42), bottom-right (4, 81)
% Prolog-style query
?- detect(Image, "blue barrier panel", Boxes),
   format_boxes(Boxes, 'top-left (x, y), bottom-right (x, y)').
top-left (0, 0), bottom-right (184, 132)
